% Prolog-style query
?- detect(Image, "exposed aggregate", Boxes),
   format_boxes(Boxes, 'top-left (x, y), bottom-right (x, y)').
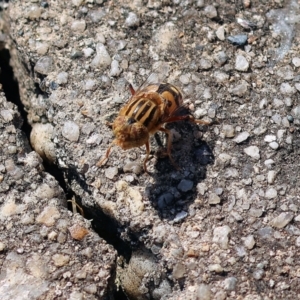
top-left (2, 0), bottom-right (300, 299)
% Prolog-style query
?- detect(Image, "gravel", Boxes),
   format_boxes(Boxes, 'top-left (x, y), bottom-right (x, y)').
top-left (3, 0), bottom-right (300, 298)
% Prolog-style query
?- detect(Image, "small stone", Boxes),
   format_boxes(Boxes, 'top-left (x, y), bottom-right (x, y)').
top-left (68, 224), bottom-right (89, 240)
top-left (270, 212), bottom-right (294, 229)
top-left (177, 179), bottom-right (194, 192)
top-left (105, 167), bottom-right (118, 179)
top-left (216, 26), bottom-right (225, 41)
top-left (204, 5), bottom-right (217, 19)
top-left (34, 56), bottom-right (54, 75)
top-left (197, 182), bottom-right (208, 195)
top-left (276, 65), bottom-right (294, 80)
top-left (272, 113), bottom-right (282, 124)
top-left (235, 55), bottom-right (249, 72)
top-left (214, 51), bottom-right (228, 65)
top-left (125, 12), bottom-right (140, 27)
top-left (265, 188), bottom-right (277, 199)
top-left (0, 242), bottom-right (6, 252)
top-left (280, 82), bottom-right (296, 95)
top-left (56, 72), bottom-right (68, 84)
top-left (244, 146), bottom-right (260, 160)
top-left (173, 262), bottom-right (186, 279)
top-left (213, 225), bottom-right (231, 249)
top-left (244, 235), bottom-right (255, 249)
top-left (110, 60), bottom-right (122, 77)
top-left (296, 237), bottom-right (300, 247)
top-left (267, 170), bottom-right (277, 184)
top-left (36, 206), bottom-right (60, 226)
top-left (208, 264), bottom-right (223, 273)
top-left (84, 79), bottom-right (97, 91)
top-left (62, 121), bottom-right (80, 142)
top-left (292, 57), bottom-right (300, 67)
top-left (123, 162), bottom-right (142, 174)
top-left (222, 124), bottom-right (235, 138)
top-left (196, 284), bottom-right (211, 300)
top-left (199, 58), bottom-right (212, 70)
top-left (83, 47), bottom-right (94, 57)
top-left (84, 284), bottom-right (98, 294)
top-left (157, 193), bottom-right (174, 209)
top-left (227, 34), bottom-right (248, 46)
top-left (269, 141), bottom-right (279, 150)
top-left (71, 20), bottom-right (86, 33)
top-left (174, 211), bottom-right (188, 222)
top-left (214, 71), bottom-right (229, 83)
top-left (72, 0), bottom-right (84, 6)
top-left (89, 9), bottom-right (106, 23)
top-left (264, 135), bottom-right (276, 142)
top-left (208, 193), bottom-right (221, 204)
top-left (223, 277), bottom-right (237, 291)
top-left (264, 159), bottom-right (275, 168)
top-left (26, 5), bottom-right (42, 20)
top-left (91, 43), bottom-right (112, 69)
top-left (230, 81), bottom-right (248, 97)
top-left (0, 109), bottom-right (13, 122)
top-left (233, 131), bottom-right (249, 143)
top-left (52, 254), bottom-right (70, 267)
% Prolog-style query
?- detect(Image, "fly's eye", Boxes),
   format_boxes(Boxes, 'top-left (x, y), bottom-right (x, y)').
top-left (127, 118), bottom-right (136, 125)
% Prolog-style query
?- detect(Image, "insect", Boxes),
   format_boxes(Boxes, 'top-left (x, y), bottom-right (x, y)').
top-left (97, 77), bottom-right (211, 172)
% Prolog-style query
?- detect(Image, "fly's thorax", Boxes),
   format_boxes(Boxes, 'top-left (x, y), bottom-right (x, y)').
top-left (112, 116), bottom-right (149, 149)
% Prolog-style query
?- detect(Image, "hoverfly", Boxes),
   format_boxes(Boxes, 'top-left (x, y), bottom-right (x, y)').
top-left (97, 70), bottom-right (211, 172)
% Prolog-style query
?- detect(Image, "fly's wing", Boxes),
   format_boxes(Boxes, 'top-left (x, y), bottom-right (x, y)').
top-left (161, 103), bottom-right (191, 123)
top-left (132, 62), bottom-right (170, 93)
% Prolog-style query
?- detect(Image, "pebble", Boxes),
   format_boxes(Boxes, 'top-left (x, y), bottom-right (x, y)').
top-left (292, 106), bottom-right (300, 118)
top-left (208, 193), bottom-right (221, 204)
top-left (26, 5), bottom-right (42, 20)
top-left (292, 57), bottom-right (300, 67)
top-left (269, 141), bottom-right (279, 150)
top-left (62, 121), bottom-right (80, 142)
top-left (84, 79), bottom-right (97, 91)
top-left (276, 65), bottom-right (294, 80)
top-left (0, 242), bottom-right (6, 252)
top-left (213, 225), bottom-right (231, 249)
top-left (199, 58), bottom-right (212, 70)
top-left (72, 0), bottom-right (84, 6)
top-left (222, 124), bottom-right (235, 138)
top-left (173, 262), bottom-right (186, 279)
top-left (68, 224), bottom-right (89, 241)
top-left (110, 60), bottom-right (122, 77)
top-left (197, 182), bottom-right (208, 195)
top-left (91, 43), bottom-right (112, 69)
top-left (177, 179), bottom-right (194, 192)
top-left (204, 5), bottom-right (217, 19)
top-left (157, 193), bottom-right (174, 209)
top-left (235, 55), bottom-right (249, 72)
top-left (89, 9), bottom-right (106, 23)
top-left (233, 131), bottom-right (249, 143)
top-left (264, 135), bottom-right (276, 142)
top-left (214, 71), bottom-right (229, 83)
top-left (208, 264), bottom-right (223, 273)
top-left (216, 26), bottom-right (225, 41)
top-left (244, 235), bottom-right (255, 249)
top-left (34, 56), bottom-right (54, 75)
top-left (227, 34), bottom-right (248, 46)
top-left (223, 277), bottom-right (237, 291)
top-left (230, 81), bottom-right (248, 97)
top-left (123, 162), bottom-right (142, 174)
top-left (267, 170), bottom-right (277, 184)
top-left (196, 284), bottom-right (211, 300)
top-left (71, 20), bottom-right (86, 33)
top-left (125, 12), bottom-right (140, 27)
top-left (272, 113), bottom-right (282, 125)
top-left (270, 212), bottom-right (294, 229)
top-left (56, 71), bottom-right (68, 84)
top-left (173, 211), bottom-right (188, 223)
top-left (0, 109), bottom-right (13, 122)
top-left (265, 188), bottom-right (277, 199)
top-left (296, 237), bottom-right (300, 247)
top-left (36, 206), bottom-right (60, 226)
top-left (214, 51), bottom-right (228, 65)
top-left (280, 82), bottom-right (296, 95)
top-left (105, 167), bottom-right (118, 179)
top-left (244, 146), bottom-right (260, 160)
top-left (83, 47), bottom-right (94, 57)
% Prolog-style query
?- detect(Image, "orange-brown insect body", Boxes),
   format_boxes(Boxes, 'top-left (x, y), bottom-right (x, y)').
top-left (97, 82), bottom-right (210, 172)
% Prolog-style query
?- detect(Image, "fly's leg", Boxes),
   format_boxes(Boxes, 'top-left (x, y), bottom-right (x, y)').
top-left (96, 143), bottom-right (114, 167)
top-left (129, 83), bottom-right (135, 95)
top-left (158, 127), bottom-right (179, 170)
top-left (143, 140), bottom-right (150, 173)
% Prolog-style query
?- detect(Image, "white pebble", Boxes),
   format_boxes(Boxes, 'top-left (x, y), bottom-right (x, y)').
top-left (83, 47), bottom-right (94, 57)
top-left (204, 5), bottom-right (218, 19)
top-left (62, 121), bottom-right (80, 142)
top-left (267, 170), bottom-right (276, 184)
top-left (280, 82), bottom-right (296, 95)
top-left (71, 20), bottom-right (86, 33)
top-left (270, 212), bottom-right (294, 229)
top-left (265, 188), bottom-right (277, 199)
top-left (125, 12), bottom-right (140, 27)
top-left (213, 225), bottom-right (231, 249)
top-left (91, 43), bottom-right (112, 69)
top-left (27, 5), bottom-right (42, 20)
top-left (244, 146), bottom-right (260, 160)
top-left (84, 79), bottom-right (97, 91)
top-left (244, 235), bottom-right (255, 249)
top-left (235, 55), bottom-right (249, 72)
top-left (105, 167), bottom-right (118, 179)
top-left (216, 26), bottom-right (225, 41)
top-left (110, 60), bottom-right (122, 77)
top-left (233, 131), bottom-right (249, 143)
top-left (269, 141), bottom-right (279, 150)
top-left (0, 110), bottom-right (13, 122)
top-left (292, 57), bottom-right (300, 67)
top-left (56, 72), bottom-right (68, 84)
top-left (264, 135), bottom-right (276, 142)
